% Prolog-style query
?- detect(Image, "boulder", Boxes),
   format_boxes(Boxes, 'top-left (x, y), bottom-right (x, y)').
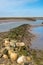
top-left (8, 50), bottom-right (18, 61)
top-left (17, 56), bottom-right (26, 64)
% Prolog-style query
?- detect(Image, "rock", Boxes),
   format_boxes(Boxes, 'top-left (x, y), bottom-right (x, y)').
top-left (17, 56), bottom-right (26, 64)
top-left (3, 38), bottom-right (10, 47)
top-left (3, 54), bottom-right (8, 59)
top-left (8, 50), bottom-right (18, 61)
top-left (26, 56), bottom-right (31, 62)
top-left (10, 40), bottom-right (16, 47)
top-left (16, 42), bottom-right (25, 47)
top-left (17, 55), bottom-right (32, 64)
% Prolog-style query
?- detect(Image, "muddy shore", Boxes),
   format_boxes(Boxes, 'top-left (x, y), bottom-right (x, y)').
top-left (0, 18), bottom-right (36, 23)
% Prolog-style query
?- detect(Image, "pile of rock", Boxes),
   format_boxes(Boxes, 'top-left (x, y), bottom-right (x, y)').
top-left (0, 38), bottom-right (34, 65)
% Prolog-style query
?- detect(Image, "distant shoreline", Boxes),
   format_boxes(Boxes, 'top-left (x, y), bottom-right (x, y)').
top-left (0, 17), bottom-right (43, 21)
top-left (0, 17), bottom-right (43, 23)
top-left (0, 17), bottom-right (36, 22)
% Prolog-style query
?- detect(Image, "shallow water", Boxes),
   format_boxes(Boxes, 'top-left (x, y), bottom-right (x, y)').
top-left (30, 26), bottom-right (43, 50)
top-left (0, 20), bottom-right (43, 32)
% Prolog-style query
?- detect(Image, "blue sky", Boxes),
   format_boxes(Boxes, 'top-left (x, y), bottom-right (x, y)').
top-left (0, 0), bottom-right (43, 17)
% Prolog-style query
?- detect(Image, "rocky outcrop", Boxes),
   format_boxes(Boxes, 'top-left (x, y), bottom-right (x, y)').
top-left (0, 24), bottom-right (35, 65)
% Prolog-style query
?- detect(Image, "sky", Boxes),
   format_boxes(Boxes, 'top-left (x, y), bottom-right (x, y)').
top-left (0, 0), bottom-right (43, 17)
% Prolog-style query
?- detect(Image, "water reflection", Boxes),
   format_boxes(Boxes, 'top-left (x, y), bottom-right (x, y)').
top-left (31, 26), bottom-right (43, 50)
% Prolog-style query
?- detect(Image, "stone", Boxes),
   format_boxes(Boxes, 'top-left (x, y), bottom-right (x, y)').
top-left (17, 55), bottom-right (26, 64)
top-left (26, 56), bottom-right (31, 62)
top-left (17, 55), bottom-right (32, 64)
top-left (3, 42), bottom-right (10, 47)
top-left (3, 54), bottom-right (8, 59)
top-left (16, 42), bottom-right (25, 47)
top-left (10, 40), bottom-right (16, 47)
top-left (3, 38), bottom-right (10, 47)
top-left (8, 50), bottom-right (18, 61)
